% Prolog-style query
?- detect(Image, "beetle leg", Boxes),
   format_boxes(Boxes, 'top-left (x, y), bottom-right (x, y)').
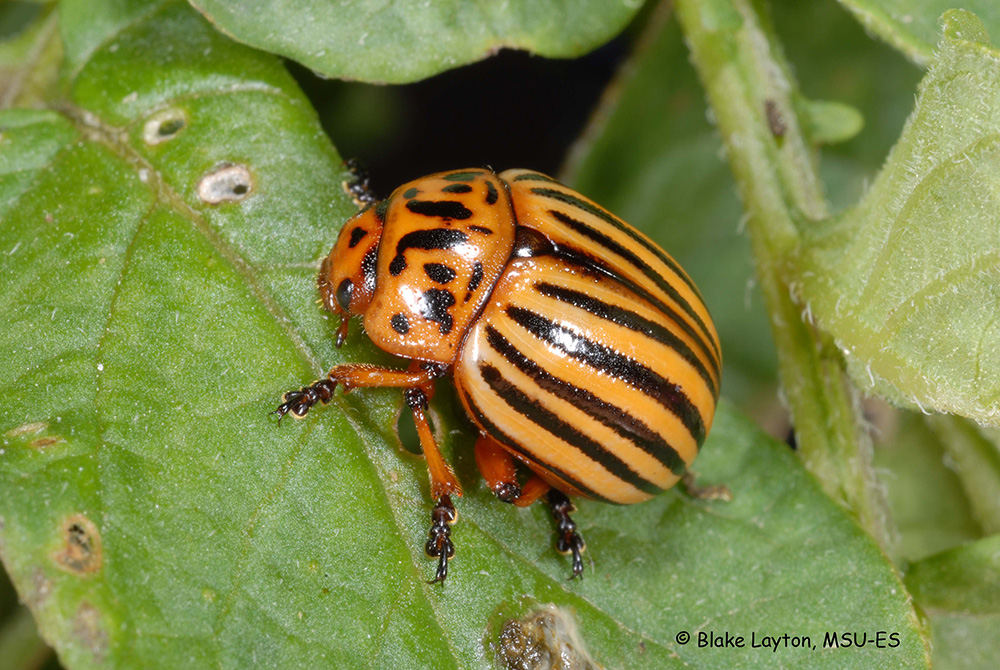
top-left (406, 384), bottom-right (464, 584)
top-left (473, 435), bottom-right (521, 502)
top-left (342, 158), bottom-right (377, 207)
top-left (273, 362), bottom-right (446, 421)
top-left (425, 494), bottom-right (456, 584)
top-left (679, 471), bottom-right (733, 502)
top-left (548, 489), bottom-right (586, 579)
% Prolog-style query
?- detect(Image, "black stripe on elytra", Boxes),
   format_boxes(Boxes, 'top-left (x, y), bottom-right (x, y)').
top-left (406, 199), bottom-right (473, 220)
top-left (469, 225), bottom-right (493, 235)
top-left (485, 180), bottom-right (499, 204)
top-left (486, 326), bottom-right (685, 474)
top-left (443, 171), bottom-right (482, 182)
top-left (553, 245), bottom-right (718, 377)
top-left (403, 187), bottom-right (420, 199)
top-left (461, 392), bottom-right (609, 502)
top-left (531, 187), bottom-right (703, 300)
top-left (511, 171), bottom-right (559, 183)
top-left (507, 306), bottom-right (706, 445)
top-left (480, 364), bottom-right (660, 495)
top-left (544, 208), bottom-right (720, 364)
top-left (420, 288), bottom-right (456, 335)
top-left (535, 282), bottom-right (718, 397)
top-left (348, 227), bottom-right (368, 248)
top-left (423, 262), bottom-right (456, 284)
top-left (390, 229), bottom-right (469, 276)
top-left (441, 183), bottom-right (473, 194)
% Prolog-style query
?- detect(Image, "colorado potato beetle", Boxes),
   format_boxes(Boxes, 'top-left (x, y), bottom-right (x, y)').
top-left (276, 167), bottom-right (721, 582)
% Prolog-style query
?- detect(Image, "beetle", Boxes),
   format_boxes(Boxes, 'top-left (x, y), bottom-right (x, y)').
top-left (275, 167), bottom-right (721, 583)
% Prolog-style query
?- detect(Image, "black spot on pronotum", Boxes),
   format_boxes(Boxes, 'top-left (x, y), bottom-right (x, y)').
top-left (389, 228), bottom-right (468, 278)
top-left (197, 164), bottom-right (253, 204)
top-left (336, 279), bottom-right (353, 311)
top-left (424, 262), bottom-right (457, 284)
top-left (54, 514), bottom-right (102, 575)
top-left (443, 171), bottom-right (480, 182)
top-left (405, 199), bottom-right (473, 220)
top-left (391, 313), bottom-right (410, 334)
top-left (441, 183), bottom-right (473, 194)
top-left (143, 108), bottom-right (186, 145)
top-left (348, 227), bottom-right (368, 248)
top-left (420, 288), bottom-right (456, 334)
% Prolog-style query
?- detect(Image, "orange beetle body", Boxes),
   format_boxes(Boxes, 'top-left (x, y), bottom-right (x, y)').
top-left (280, 167), bottom-right (721, 581)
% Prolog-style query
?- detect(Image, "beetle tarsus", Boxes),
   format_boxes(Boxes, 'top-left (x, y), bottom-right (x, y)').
top-left (425, 494), bottom-right (457, 584)
top-left (343, 158), bottom-right (377, 207)
top-left (272, 379), bottom-right (338, 422)
top-left (548, 489), bottom-right (586, 579)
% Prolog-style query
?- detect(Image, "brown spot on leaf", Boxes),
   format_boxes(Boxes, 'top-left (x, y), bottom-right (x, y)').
top-left (74, 603), bottom-right (108, 663)
top-left (197, 163), bottom-right (253, 203)
top-left (53, 515), bottom-right (102, 575)
top-left (29, 436), bottom-right (65, 449)
top-left (496, 605), bottom-right (602, 670)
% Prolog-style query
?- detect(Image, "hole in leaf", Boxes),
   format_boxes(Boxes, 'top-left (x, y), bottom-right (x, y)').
top-left (53, 514), bottom-right (102, 575)
top-left (142, 108), bottom-right (187, 145)
top-left (197, 163), bottom-right (253, 204)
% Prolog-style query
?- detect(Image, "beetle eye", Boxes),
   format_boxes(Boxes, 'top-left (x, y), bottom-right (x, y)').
top-left (336, 278), bottom-right (354, 312)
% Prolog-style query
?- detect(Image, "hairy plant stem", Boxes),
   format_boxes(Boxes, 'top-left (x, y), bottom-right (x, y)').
top-left (675, 0), bottom-right (893, 553)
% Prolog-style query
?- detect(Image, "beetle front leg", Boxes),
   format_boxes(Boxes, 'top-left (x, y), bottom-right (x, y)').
top-left (273, 362), bottom-right (446, 421)
top-left (405, 383), bottom-right (464, 583)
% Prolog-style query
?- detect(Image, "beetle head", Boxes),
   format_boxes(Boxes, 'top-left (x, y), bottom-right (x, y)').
top-left (318, 206), bottom-right (383, 347)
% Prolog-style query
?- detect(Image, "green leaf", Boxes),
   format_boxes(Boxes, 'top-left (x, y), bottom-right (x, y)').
top-left (874, 412), bottom-right (982, 561)
top-left (0, 2), bottom-right (61, 109)
top-left (187, 0), bottom-right (644, 84)
top-left (905, 535), bottom-right (1000, 669)
top-left (836, 0), bottom-right (1000, 65)
top-left (796, 10), bottom-right (1000, 427)
top-left (0, 1), bottom-right (928, 667)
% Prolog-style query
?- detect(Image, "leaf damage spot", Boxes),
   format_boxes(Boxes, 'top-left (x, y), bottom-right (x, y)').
top-left (495, 605), bottom-right (602, 670)
top-left (29, 435), bottom-right (65, 449)
top-left (5, 421), bottom-right (47, 438)
top-left (143, 108), bottom-right (187, 145)
top-left (74, 603), bottom-right (108, 663)
top-left (53, 514), bottom-right (103, 575)
top-left (198, 163), bottom-right (253, 204)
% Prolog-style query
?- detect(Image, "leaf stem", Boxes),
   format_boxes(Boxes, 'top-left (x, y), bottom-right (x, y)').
top-left (675, 0), bottom-right (893, 551)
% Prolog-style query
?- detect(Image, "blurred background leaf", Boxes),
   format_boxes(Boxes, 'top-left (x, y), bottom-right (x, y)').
top-left (188, 0), bottom-right (645, 84)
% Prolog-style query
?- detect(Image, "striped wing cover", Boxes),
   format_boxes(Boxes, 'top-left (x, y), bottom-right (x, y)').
top-left (454, 249), bottom-right (719, 505)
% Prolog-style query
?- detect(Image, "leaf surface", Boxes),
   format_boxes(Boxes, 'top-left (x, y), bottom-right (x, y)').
top-left (796, 10), bottom-right (1000, 427)
top-left (0, 1), bottom-right (928, 668)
